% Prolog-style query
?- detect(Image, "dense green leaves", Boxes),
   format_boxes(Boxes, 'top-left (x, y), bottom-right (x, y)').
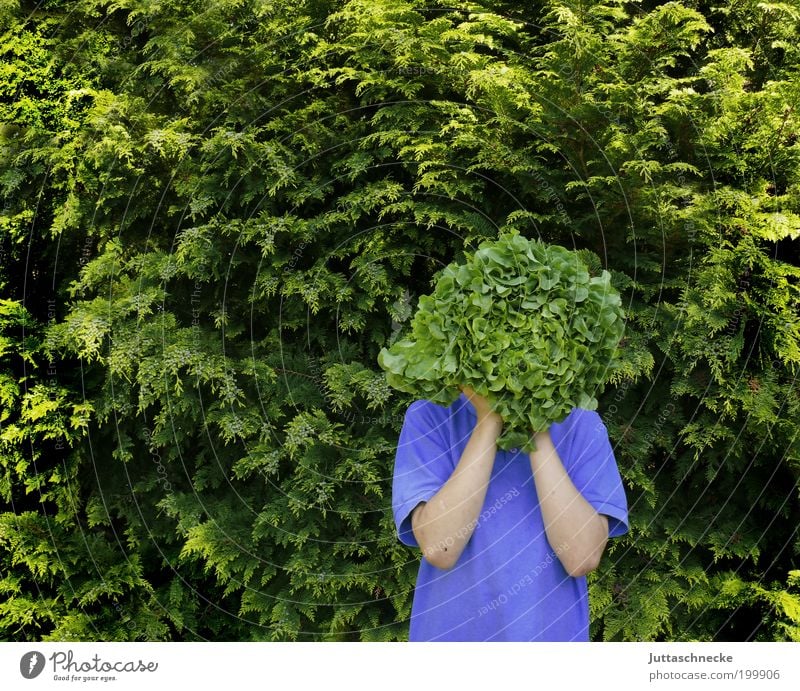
top-left (378, 229), bottom-right (626, 450)
top-left (2, 0), bottom-right (800, 642)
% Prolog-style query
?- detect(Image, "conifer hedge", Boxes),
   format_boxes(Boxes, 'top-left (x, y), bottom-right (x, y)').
top-left (1, 0), bottom-right (799, 641)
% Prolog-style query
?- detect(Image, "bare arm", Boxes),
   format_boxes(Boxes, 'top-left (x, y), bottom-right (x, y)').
top-left (528, 429), bottom-right (609, 577)
top-left (410, 387), bottom-right (503, 570)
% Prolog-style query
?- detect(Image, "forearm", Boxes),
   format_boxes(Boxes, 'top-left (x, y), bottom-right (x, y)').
top-left (528, 430), bottom-right (608, 577)
top-left (413, 418), bottom-right (501, 569)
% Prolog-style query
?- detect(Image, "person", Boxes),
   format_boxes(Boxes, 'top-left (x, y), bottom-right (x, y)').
top-left (391, 384), bottom-right (629, 641)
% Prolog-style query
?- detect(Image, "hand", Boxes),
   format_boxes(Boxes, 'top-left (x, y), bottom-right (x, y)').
top-left (459, 385), bottom-right (503, 428)
top-left (528, 427), bottom-right (552, 454)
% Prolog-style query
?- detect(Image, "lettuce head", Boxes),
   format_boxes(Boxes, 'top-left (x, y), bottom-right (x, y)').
top-left (377, 229), bottom-right (626, 453)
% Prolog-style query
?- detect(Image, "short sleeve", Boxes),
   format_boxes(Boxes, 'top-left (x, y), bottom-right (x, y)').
top-left (392, 400), bottom-right (454, 548)
top-left (563, 410), bottom-right (629, 539)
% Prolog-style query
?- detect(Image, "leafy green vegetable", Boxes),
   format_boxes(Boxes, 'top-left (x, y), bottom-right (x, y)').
top-left (378, 229), bottom-right (626, 452)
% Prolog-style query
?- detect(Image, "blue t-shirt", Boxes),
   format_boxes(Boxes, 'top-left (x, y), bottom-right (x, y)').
top-left (392, 392), bottom-right (629, 642)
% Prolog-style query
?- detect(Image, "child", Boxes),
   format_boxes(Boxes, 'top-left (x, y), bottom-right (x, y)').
top-left (392, 385), bottom-right (629, 641)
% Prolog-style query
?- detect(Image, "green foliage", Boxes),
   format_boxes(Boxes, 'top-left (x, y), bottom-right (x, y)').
top-left (1, 0), bottom-right (800, 642)
top-left (378, 229), bottom-right (626, 451)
